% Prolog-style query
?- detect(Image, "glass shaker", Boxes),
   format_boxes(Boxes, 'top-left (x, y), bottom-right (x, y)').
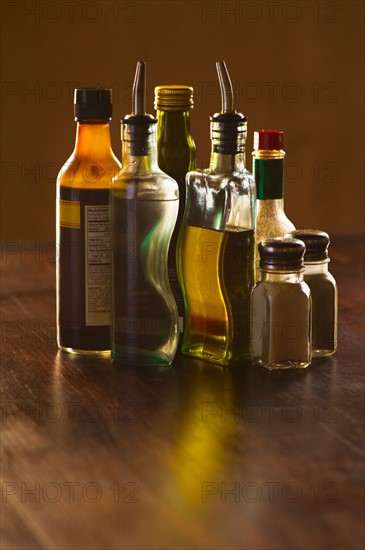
top-left (287, 230), bottom-right (337, 357)
top-left (251, 238), bottom-right (312, 370)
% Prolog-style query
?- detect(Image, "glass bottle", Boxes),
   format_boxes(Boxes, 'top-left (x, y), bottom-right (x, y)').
top-left (251, 238), bottom-right (312, 370)
top-left (155, 85), bottom-right (196, 332)
top-left (287, 229), bottom-right (337, 357)
top-left (56, 88), bottom-right (121, 354)
top-left (177, 61), bottom-right (256, 366)
top-left (111, 62), bottom-right (179, 366)
top-left (252, 130), bottom-right (295, 265)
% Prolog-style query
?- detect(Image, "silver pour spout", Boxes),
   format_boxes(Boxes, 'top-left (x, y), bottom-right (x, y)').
top-left (216, 61), bottom-right (234, 113)
top-left (132, 61), bottom-right (146, 115)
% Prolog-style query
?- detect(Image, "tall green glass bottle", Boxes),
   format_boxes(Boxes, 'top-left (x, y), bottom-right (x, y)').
top-left (154, 86), bottom-right (196, 333)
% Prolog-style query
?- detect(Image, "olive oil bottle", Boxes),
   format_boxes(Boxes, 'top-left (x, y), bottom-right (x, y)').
top-left (177, 62), bottom-right (256, 366)
top-left (155, 86), bottom-right (196, 332)
top-left (56, 88), bottom-right (121, 354)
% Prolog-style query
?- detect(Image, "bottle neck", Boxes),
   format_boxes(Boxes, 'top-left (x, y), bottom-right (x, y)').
top-left (74, 122), bottom-right (113, 158)
top-left (209, 149), bottom-right (246, 173)
top-left (156, 109), bottom-right (192, 139)
top-left (304, 261), bottom-right (329, 275)
top-left (259, 270), bottom-right (304, 283)
top-left (121, 125), bottom-right (159, 173)
top-left (253, 149), bottom-right (285, 200)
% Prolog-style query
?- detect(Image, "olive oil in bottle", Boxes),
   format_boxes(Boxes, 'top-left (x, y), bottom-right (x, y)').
top-left (155, 86), bottom-right (196, 332)
top-left (180, 225), bottom-right (255, 362)
top-left (177, 62), bottom-right (256, 366)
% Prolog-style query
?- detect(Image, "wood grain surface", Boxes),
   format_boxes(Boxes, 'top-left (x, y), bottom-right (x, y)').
top-left (1, 237), bottom-right (364, 550)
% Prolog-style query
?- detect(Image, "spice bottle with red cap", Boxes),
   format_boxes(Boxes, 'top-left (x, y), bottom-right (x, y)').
top-left (252, 130), bottom-right (295, 259)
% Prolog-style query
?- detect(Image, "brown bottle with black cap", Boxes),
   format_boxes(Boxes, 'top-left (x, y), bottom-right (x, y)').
top-left (56, 88), bottom-right (121, 354)
top-left (251, 237), bottom-right (312, 370)
top-left (286, 230), bottom-right (337, 357)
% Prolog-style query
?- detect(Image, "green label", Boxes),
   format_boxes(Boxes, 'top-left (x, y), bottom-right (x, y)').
top-left (254, 158), bottom-right (284, 200)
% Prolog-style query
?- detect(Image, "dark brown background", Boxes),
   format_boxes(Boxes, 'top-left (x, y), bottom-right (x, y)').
top-left (1, 0), bottom-right (364, 240)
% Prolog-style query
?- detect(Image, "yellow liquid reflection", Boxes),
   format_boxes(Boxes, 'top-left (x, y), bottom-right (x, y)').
top-left (169, 361), bottom-right (239, 508)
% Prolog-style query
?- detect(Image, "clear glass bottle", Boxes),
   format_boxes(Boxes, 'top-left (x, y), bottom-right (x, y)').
top-left (287, 230), bottom-right (337, 357)
top-left (111, 62), bottom-right (179, 365)
top-left (252, 130), bottom-right (295, 263)
top-left (251, 238), bottom-right (312, 370)
top-left (177, 61), bottom-right (256, 366)
top-left (56, 88), bottom-right (121, 355)
top-left (155, 85), bottom-right (196, 332)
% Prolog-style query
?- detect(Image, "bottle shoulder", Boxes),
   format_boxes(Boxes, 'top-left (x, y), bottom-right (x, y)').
top-left (187, 167), bottom-right (255, 189)
top-left (304, 269), bottom-right (337, 288)
top-left (183, 168), bottom-right (255, 231)
top-left (57, 151), bottom-right (121, 188)
top-left (112, 169), bottom-right (179, 201)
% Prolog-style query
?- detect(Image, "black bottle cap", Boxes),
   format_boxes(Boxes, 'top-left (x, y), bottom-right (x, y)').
top-left (286, 230), bottom-right (330, 262)
top-left (259, 238), bottom-right (306, 271)
top-left (211, 111), bottom-right (247, 154)
top-left (74, 88), bottom-right (112, 121)
top-left (122, 113), bottom-right (157, 156)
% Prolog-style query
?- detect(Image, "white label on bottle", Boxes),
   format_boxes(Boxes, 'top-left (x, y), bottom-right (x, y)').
top-left (85, 205), bottom-right (111, 326)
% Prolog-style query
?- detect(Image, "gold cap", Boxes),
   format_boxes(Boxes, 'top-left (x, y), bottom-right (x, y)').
top-left (154, 85), bottom-right (194, 111)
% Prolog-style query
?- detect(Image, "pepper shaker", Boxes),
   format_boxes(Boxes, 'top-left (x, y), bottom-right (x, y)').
top-left (251, 238), bottom-right (312, 370)
top-left (286, 230), bottom-right (337, 357)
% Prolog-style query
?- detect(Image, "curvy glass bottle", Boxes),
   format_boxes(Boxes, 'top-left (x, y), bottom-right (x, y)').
top-left (177, 62), bottom-right (256, 366)
top-left (178, 150), bottom-right (255, 366)
top-left (56, 88), bottom-right (121, 355)
top-left (111, 62), bottom-right (179, 365)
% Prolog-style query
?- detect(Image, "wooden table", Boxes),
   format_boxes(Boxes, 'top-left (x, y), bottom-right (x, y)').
top-left (1, 237), bottom-right (364, 550)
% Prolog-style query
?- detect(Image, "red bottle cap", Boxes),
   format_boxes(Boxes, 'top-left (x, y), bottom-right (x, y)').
top-left (253, 130), bottom-right (284, 150)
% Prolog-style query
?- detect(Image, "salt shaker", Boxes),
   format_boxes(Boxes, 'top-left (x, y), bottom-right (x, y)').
top-left (251, 238), bottom-right (312, 370)
top-left (287, 230), bottom-right (337, 357)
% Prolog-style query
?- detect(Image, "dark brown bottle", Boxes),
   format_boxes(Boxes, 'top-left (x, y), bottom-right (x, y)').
top-left (56, 88), bottom-right (121, 354)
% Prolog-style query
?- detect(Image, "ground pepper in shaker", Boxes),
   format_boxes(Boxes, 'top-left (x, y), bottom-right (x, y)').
top-left (251, 238), bottom-right (312, 370)
top-left (286, 230), bottom-right (338, 357)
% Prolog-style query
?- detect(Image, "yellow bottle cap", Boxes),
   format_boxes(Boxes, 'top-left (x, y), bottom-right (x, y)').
top-left (154, 85), bottom-right (194, 111)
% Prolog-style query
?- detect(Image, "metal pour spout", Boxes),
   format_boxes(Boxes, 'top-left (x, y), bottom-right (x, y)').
top-left (216, 61), bottom-right (234, 113)
top-left (132, 61), bottom-right (146, 115)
